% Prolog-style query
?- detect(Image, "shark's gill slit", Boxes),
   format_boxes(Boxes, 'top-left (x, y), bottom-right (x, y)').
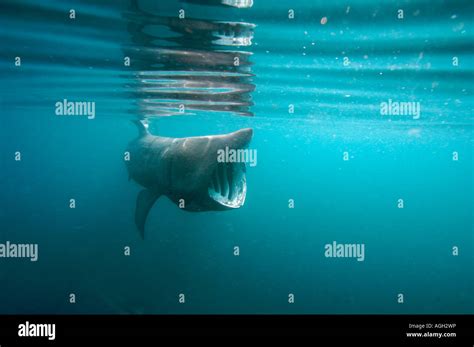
top-left (212, 168), bottom-right (220, 193)
top-left (227, 163), bottom-right (234, 200)
top-left (221, 163), bottom-right (229, 198)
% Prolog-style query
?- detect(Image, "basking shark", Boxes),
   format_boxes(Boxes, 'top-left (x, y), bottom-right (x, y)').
top-left (126, 120), bottom-right (253, 238)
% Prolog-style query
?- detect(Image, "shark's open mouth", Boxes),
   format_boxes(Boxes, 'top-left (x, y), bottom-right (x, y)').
top-left (208, 162), bottom-right (246, 208)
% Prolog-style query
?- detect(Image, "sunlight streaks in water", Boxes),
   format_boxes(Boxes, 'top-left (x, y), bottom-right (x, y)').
top-left (0, 0), bottom-right (472, 124)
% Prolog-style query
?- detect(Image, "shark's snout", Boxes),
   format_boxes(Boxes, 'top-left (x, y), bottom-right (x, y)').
top-left (233, 128), bottom-right (253, 148)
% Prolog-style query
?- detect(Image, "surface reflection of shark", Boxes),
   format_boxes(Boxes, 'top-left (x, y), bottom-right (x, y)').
top-left (124, 1), bottom-right (255, 117)
top-left (181, 0), bottom-right (254, 8)
top-left (126, 121), bottom-right (253, 238)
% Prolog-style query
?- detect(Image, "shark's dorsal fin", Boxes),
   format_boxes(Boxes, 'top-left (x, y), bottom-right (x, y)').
top-left (132, 119), bottom-right (150, 138)
top-left (135, 189), bottom-right (159, 239)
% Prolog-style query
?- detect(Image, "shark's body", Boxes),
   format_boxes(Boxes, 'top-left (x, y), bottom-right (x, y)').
top-left (126, 121), bottom-right (253, 237)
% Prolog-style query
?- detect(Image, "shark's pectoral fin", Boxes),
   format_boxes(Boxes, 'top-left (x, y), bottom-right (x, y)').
top-left (135, 189), bottom-right (160, 239)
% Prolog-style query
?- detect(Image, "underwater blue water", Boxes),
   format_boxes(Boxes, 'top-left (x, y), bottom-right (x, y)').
top-left (0, 0), bottom-right (472, 314)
